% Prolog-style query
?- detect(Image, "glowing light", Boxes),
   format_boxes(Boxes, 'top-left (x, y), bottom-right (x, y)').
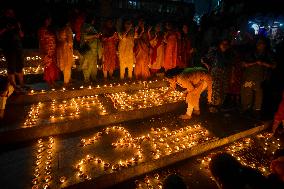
top-left (106, 87), bottom-right (185, 111)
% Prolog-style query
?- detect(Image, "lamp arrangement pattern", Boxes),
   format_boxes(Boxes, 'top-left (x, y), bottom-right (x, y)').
top-left (26, 80), bottom-right (162, 95)
top-left (32, 137), bottom-right (56, 189)
top-left (23, 95), bottom-right (107, 127)
top-left (76, 124), bottom-right (214, 183)
top-left (76, 126), bottom-right (143, 181)
top-left (198, 132), bottom-right (282, 179)
top-left (135, 170), bottom-right (177, 189)
top-left (106, 87), bottom-right (185, 111)
top-left (135, 133), bottom-right (282, 189)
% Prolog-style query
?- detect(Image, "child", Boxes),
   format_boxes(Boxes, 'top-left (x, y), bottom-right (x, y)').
top-left (165, 67), bottom-right (212, 119)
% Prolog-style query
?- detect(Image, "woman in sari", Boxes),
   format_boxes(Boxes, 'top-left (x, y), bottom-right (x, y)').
top-left (149, 23), bottom-right (164, 75)
top-left (134, 18), bottom-right (150, 79)
top-left (38, 16), bottom-right (60, 88)
top-left (56, 19), bottom-right (73, 87)
top-left (118, 20), bottom-right (135, 80)
top-left (102, 19), bottom-right (118, 79)
top-left (164, 22), bottom-right (178, 71)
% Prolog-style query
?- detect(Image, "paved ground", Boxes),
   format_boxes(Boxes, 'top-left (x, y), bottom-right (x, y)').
top-left (0, 106), bottom-right (264, 189)
top-left (112, 132), bottom-right (283, 189)
top-left (0, 78), bottom-right (273, 189)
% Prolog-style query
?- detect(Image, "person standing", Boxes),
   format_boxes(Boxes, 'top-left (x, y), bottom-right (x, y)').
top-left (202, 39), bottom-right (233, 112)
top-left (101, 19), bottom-right (118, 80)
top-left (134, 18), bottom-right (150, 79)
top-left (70, 9), bottom-right (85, 50)
top-left (56, 19), bottom-right (73, 87)
top-left (241, 38), bottom-right (275, 117)
top-left (38, 16), bottom-right (60, 88)
top-left (0, 8), bottom-right (26, 92)
top-left (149, 23), bottom-right (164, 75)
top-left (118, 20), bottom-right (135, 80)
top-left (80, 16), bottom-right (102, 84)
top-left (180, 24), bottom-right (193, 68)
top-left (164, 22), bottom-right (178, 71)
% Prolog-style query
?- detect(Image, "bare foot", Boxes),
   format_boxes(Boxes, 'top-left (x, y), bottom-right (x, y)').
top-left (179, 114), bottom-right (192, 120)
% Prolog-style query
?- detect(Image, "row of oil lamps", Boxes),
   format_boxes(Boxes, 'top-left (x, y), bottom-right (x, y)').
top-left (199, 133), bottom-right (282, 178)
top-left (135, 133), bottom-right (282, 189)
top-left (23, 88), bottom-right (183, 127)
top-left (23, 96), bottom-right (107, 127)
top-left (77, 126), bottom-right (143, 180)
top-left (107, 87), bottom-right (185, 111)
top-left (76, 124), bottom-right (213, 181)
top-left (32, 137), bottom-right (58, 189)
top-left (28, 79), bottom-right (162, 94)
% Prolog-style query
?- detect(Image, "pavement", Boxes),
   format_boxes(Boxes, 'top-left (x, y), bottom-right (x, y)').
top-left (112, 131), bottom-right (283, 189)
top-left (0, 79), bottom-right (274, 189)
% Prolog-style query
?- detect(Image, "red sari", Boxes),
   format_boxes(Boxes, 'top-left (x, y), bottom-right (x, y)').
top-left (164, 31), bottom-right (178, 70)
top-left (179, 34), bottom-right (192, 68)
top-left (149, 33), bottom-right (164, 72)
top-left (38, 27), bottom-right (60, 85)
top-left (134, 32), bottom-right (150, 79)
top-left (102, 35), bottom-right (118, 72)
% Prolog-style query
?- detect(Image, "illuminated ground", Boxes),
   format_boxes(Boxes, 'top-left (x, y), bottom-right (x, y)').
top-left (0, 108), bottom-right (263, 189)
top-left (113, 132), bottom-right (283, 189)
top-left (0, 80), bottom-right (269, 189)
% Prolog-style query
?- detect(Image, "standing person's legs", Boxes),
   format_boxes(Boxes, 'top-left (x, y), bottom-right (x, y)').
top-left (90, 62), bottom-right (98, 82)
top-left (254, 82), bottom-right (263, 111)
top-left (193, 82), bottom-right (207, 115)
top-left (103, 71), bottom-right (108, 79)
top-left (109, 70), bottom-right (113, 78)
top-left (181, 102), bottom-right (193, 119)
top-left (180, 92), bottom-right (193, 119)
top-left (134, 61), bottom-right (141, 79)
top-left (192, 95), bottom-right (201, 115)
top-left (64, 66), bottom-right (72, 85)
top-left (241, 83), bottom-right (254, 111)
top-left (82, 67), bottom-right (90, 83)
top-left (128, 65), bottom-right (133, 79)
top-left (82, 56), bottom-right (92, 83)
top-left (120, 64), bottom-right (126, 79)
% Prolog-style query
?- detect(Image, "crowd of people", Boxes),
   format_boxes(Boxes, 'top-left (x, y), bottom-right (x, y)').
top-left (0, 7), bottom-right (284, 122)
top-left (0, 5), bottom-right (284, 189)
top-left (1, 7), bottom-right (284, 122)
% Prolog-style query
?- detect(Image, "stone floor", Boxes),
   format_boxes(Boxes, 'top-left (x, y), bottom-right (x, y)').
top-left (0, 79), bottom-right (272, 189)
top-left (112, 132), bottom-right (283, 189)
top-left (0, 107), bottom-right (264, 189)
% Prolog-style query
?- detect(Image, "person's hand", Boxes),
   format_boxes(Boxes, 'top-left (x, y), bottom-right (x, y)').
top-left (95, 33), bottom-right (101, 38)
top-left (134, 26), bottom-right (139, 33)
top-left (113, 32), bottom-right (118, 38)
